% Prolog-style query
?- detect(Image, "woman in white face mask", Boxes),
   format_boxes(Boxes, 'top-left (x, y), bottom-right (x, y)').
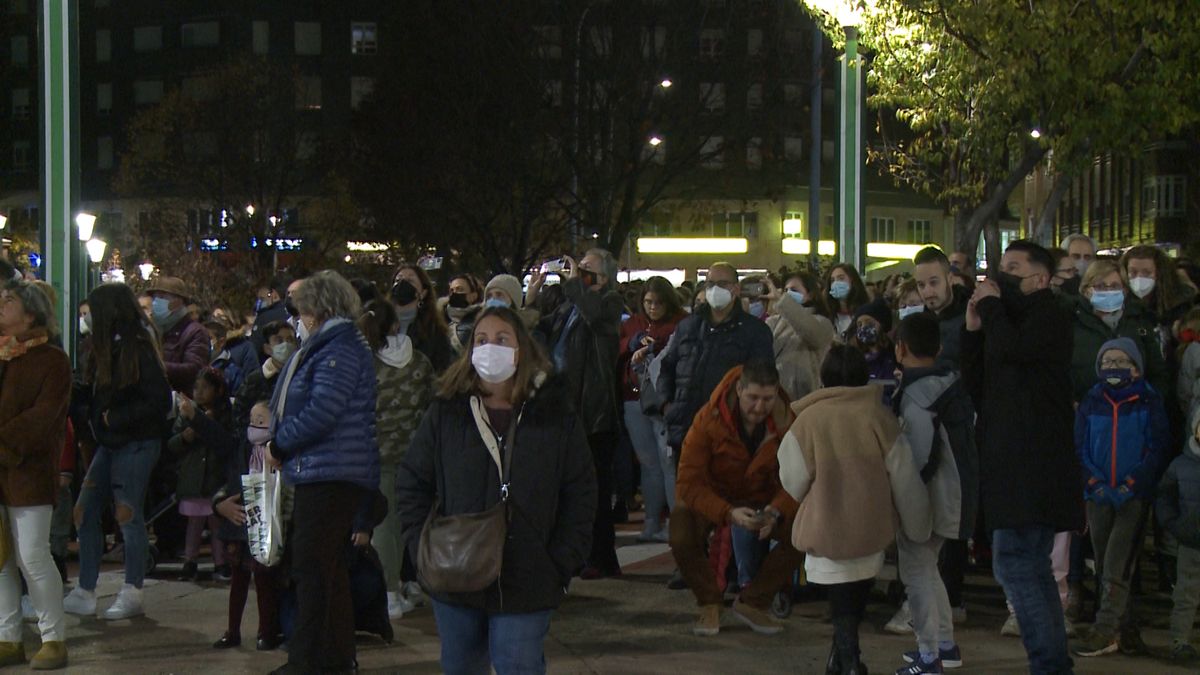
top-left (395, 306), bottom-right (598, 675)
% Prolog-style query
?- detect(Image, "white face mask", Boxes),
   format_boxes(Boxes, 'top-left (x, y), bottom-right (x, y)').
top-left (472, 343), bottom-right (518, 384)
top-left (1129, 276), bottom-right (1156, 299)
top-left (898, 304), bottom-right (925, 320)
top-left (79, 315), bottom-right (92, 336)
top-left (706, 284), bottom-right (733, 310)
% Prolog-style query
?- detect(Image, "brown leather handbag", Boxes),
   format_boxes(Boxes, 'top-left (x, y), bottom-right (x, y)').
top-left (417, 415), bottom-right (517, 594)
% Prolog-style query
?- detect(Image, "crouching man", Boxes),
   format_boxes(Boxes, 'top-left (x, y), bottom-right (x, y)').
top-left (670, 360), bottom-right (803, 637)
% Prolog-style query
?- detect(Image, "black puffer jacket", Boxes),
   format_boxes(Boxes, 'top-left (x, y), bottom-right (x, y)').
top-left (657, 304), bottom-right (774, 448)
top-left (961, 289), bottom-right (1084, 532)
top-left (395, 375), bottom-right (597, 613)
top-left (539, 278), bottom-right (622, 436)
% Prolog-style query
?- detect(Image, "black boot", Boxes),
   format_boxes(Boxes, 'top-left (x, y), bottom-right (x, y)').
top-left (825, 641), bottom-right (841, 674)
top-left (834, 619), bottom-right (867, 675)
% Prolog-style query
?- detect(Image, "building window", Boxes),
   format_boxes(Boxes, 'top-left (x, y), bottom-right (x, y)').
top-left (701, 136), bottom-right (724, 169)
top-left (533, 25), bottom-right (561, 59)
top-left (699, 29), bottom-right (725, 58)
top-left (588, 26), bottom-right (611, 57)
top-left (783, 82), bottom-right (803, 105)
top-left (12, 141), bottom-right (31, 172)
top-left (350, 76), bottom-right (375, 109)
top-left (11, 89), bottom-right (30, 120)
top-left (869, 217), bottom-right (896, 242)
top-left (10, 36), bottom-right (29, 66)
top-left (700, 82), bottom-right (725, 113)
top-left (639, 215), bottom-right (672, 237)
top-left (97, 136), bottom-right (113, 170)
top-left (252, 21), bottom-right (269, 54)
top-left (9, 0), bottom-right (29, 13)
top-left (746, 137), bottom-right (762, 170)
top-left (132, 80), bottom-right (164, 106)
top-left (1143, 175), bottom-right (1187, 219)
top-left (822, 139), bottom-right (834, 162)
top-left (96, 30), bottom-right (112, 62)
top-left (784, 136), bottom-right (803, 161)
top-left (711, 211), bottom-right (756, 237)
top-left (641, 26), bottom-right (666, 59)
top-left (782, 29), bottom-right (804, 55)
top-left (351, 22), bottom-right (377, 54)
top-left (747, 29), bottom-right (763, 57)
top-left (782, 211), bottom-right (804, 239)
top-left (181, 21), bottom-right (220, 47)
top-left (907, 219), bottom-right (931, 243)
top-left (133, 26), bottom-right (162, 52)
top-left (746, 83), bottom-right (763, 111)
top-left (543, 80), bottom-right (562, 107)
top-left (96, 83), bottom-right (112, 115)
top-left (296, 76), bottom-right (322, 110)
top-left (294, 22), bottom-right (321, 55)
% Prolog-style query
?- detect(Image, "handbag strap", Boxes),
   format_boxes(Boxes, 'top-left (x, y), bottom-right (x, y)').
top-left (497, 411), bottom-right (519, 502)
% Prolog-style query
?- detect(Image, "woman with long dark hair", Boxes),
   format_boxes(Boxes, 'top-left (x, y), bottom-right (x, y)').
top-left (63, 284), bottom-right (172, 621)
top-left (617, 276), bottom-right (686, 542)
top-left (390, 264), bottom-right (454, 373)
top-left (824, 264), bottom-right (870, 340)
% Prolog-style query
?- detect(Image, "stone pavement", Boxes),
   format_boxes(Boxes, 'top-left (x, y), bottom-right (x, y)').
top-left (12, 520), bottom-right (1200, 674)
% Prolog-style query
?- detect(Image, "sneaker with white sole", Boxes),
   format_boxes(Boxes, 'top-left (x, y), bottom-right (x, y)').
top-left (401, 581), bottom-right (426, 608)
top-left (62, 587), bottom-right (96, 616)
top-left (1000, 612), bottom-right (1020, 637)
top-left (101, 584), bottom-right (143, 620)
top-left (386, 592), bottom-right (409, 620)
top-left (886, 600), bottom-right (914, 635)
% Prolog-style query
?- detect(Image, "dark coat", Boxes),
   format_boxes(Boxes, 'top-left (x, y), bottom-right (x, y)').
top-left (935, 284), bottom-right (971, 369)
top-left (250, 301), bottom-right (290, 353)
top-left (169, 405), bottom-right (235, 501)
top-left (87, 338), bottom-right (172, 450)
top-left (271, 321), bottom-right (380, 490)
top-left (657, 304), bottom-right (775, 448)
top-left (0, 334), bottom-right (71, 507)
top-left (395, 375), bottom-right (598, 614)
top-left (407, 322), bottom-right (454, 374)
top-left (540, 278), bottom-right (622, 436)
top-left (961, 289), bottom-right (1084, 532)
top-left (1069, 295), bottom-right (1166, 403)
top-left (211, 336), bottom-right (261, 396)
top-left (161, 316), bottom-right (211, 394)
top-left (1158, 435), bottom-right (1200, 549)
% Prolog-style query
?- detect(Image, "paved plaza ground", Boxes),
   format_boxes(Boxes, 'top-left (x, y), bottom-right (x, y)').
top-left (13, 516), bottom-right (1200, 674)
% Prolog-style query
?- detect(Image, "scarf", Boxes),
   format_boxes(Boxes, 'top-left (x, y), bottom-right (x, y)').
top-left (377, 334), bottom-right (413, 369)
top-left (0, 333), bottom-right (48, 362)
top-left (156, 306), bottom-right (189, 335)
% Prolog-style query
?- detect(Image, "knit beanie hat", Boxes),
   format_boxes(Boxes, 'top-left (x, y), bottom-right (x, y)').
top-left (485, 274), bottom-right (524, 308)
top-left (1095, 336), bottom-right (1143, 376)
top-left (853, 297), bottom-right (893, 333)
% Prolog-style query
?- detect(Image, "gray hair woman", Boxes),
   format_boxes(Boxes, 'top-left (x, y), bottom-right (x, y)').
top-left (0, 281), bottom-right (73, 669)
top-left (263, 271), bottom-right (380, 674)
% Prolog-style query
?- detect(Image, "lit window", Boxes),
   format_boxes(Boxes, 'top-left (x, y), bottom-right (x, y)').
top-left (351, 22), bottom-right (377, 55)
top-left (869, 217), bottom-right (897, 242)
top-left (907, 219), bottom-right (931, 243)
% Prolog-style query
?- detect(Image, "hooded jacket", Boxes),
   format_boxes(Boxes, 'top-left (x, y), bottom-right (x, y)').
top-left (765, 294), bottom-right (835, 403)
top-left (777, 384), bottom-right (931, 560)
top-left (894, 366), bottom-right (979, 541)
top-left (1075, 368), bottom-right (1168, 505)
top-left (675, 366), bottom-right (798, 525)
top-left (1157, 406), bottom-right (1200, 549)
top-left (961, 289), bottom-right (1084, 532)
top-left (395, 374), bottom-right (597, 613)
top-left (657, 303), bottom-right (774, 448)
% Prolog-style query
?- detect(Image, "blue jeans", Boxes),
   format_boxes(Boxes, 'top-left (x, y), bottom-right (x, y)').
top-left (731, 526), bottom-right (767, 588)
top-left (432, 599), bottom-right (553, 675)
top-left (75, 439), bottom-right (161, 591)
top-left (623, 402), bottom-right (674, 534)
top-left (993, 527), bottom-right (1074, 675)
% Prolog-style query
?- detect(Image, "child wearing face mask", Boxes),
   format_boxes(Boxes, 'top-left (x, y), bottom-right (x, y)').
top-left (1072, 338), bottom-right (1168, 658)
top-left (1158, 405), bottom-right (1200, 663)
top-left (851, 298), bottom-right (897, 403)
top-left (211, 401), bottom-right (283, 650)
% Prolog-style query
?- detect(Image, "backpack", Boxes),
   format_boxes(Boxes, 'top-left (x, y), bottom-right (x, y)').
top-left (921, 378), bottom-right (977, 484)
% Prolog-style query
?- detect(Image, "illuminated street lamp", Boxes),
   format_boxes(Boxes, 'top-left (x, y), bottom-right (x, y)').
top-left (85, 238), bottom-right (107, 264)
top-left (1029, 128), bottom-right (1042, 139)
top-left (245, 204), bottom-right (256, 218)
top-left (138, 261), bottom-right (155, 281)
top-left (75, 212), bottom-right (96, 241)
top-left (659, 78), bottom-right (673, 88)
top-left (0, 214), bottom-right (7, 230)
top-left (648, 135), bottom-right (664, 147)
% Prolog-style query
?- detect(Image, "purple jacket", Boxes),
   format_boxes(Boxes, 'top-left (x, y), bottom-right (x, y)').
top-left (161, 317), bottom-right (211, 394)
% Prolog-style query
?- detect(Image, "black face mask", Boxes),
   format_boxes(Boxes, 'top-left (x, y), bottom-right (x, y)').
top-left (1059, 276), bottom-right (1081, 297)
top-left (994, 271), bottom-right (1025, 299)
top-left (284, 297), bottom-right (298, 318)
top-left (580, 270), bottom-right (598, 288)
top-left (391, 279), bottom-right (419, 306)
top-left (448, 292), bottom-right (470, 309)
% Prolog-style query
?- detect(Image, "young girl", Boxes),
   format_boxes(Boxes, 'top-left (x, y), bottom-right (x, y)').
top-left (170, 367), bottom-right (233, 581)
top-left (851, 298), bottom-right (898, 403)
top-left (212, 400), bottom-right (282, 650)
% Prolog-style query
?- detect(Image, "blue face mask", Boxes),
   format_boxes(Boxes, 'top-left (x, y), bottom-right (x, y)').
top-left (748, 301), bottom-right (765, 319)
top-left (484, 297), bottom-right (510, 309)
top-left (1100, 367), bottom-right (1134, 390)
top-left (1090, 290), bottom-right (1125, 314)
top-left (151, 297), bottom-right (171, 320)
top-left (830, 280), bottom-right (851, 300)
top-left (254, 298), bottom-right (264, 313)
top-left (786, 290), bottom-right (806, 305)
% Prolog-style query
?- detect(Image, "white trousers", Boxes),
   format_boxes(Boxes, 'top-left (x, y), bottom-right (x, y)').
top-left (0, 506), bottom-right (64, 642)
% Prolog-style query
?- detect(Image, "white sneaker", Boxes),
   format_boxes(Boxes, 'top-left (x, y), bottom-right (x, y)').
top-left (387, 591), bottom-right (405, 620)
top-left (1001, 612), bottom-right (1021, 637)
top-left (401, 581), bottom-right (426, 608)
top-left (885, 600), bottom-right (914, 635)
top-left (62, 587), bottom-right (96, 616)
top-left (101, 584), bottom-right (143, 620)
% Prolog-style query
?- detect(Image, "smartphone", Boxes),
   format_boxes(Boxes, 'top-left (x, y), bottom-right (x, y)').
top-left (543, 257), bottom-right (566, 273)
top-left (741, 281), bottom-right (765, 297)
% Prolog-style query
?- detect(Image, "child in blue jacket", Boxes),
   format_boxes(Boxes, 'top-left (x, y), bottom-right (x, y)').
top-left (1072, 337), bottom-right (1168, 658)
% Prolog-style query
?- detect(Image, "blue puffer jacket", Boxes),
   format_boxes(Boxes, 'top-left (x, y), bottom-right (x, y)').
top-left (271, 319), bottom-right (380, 490)
top-left (1074, 377), bottom-right (1168, 505)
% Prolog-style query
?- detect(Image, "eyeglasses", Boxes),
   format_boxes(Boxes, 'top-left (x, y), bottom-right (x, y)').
top-left (1090, 283), bottom-right (1124, 292)
top-left (1100, 358), bottom-right (1134, 369)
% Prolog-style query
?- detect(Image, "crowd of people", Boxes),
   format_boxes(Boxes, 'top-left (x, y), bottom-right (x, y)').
top-left (2, 233), bottom-right (1200, 673)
